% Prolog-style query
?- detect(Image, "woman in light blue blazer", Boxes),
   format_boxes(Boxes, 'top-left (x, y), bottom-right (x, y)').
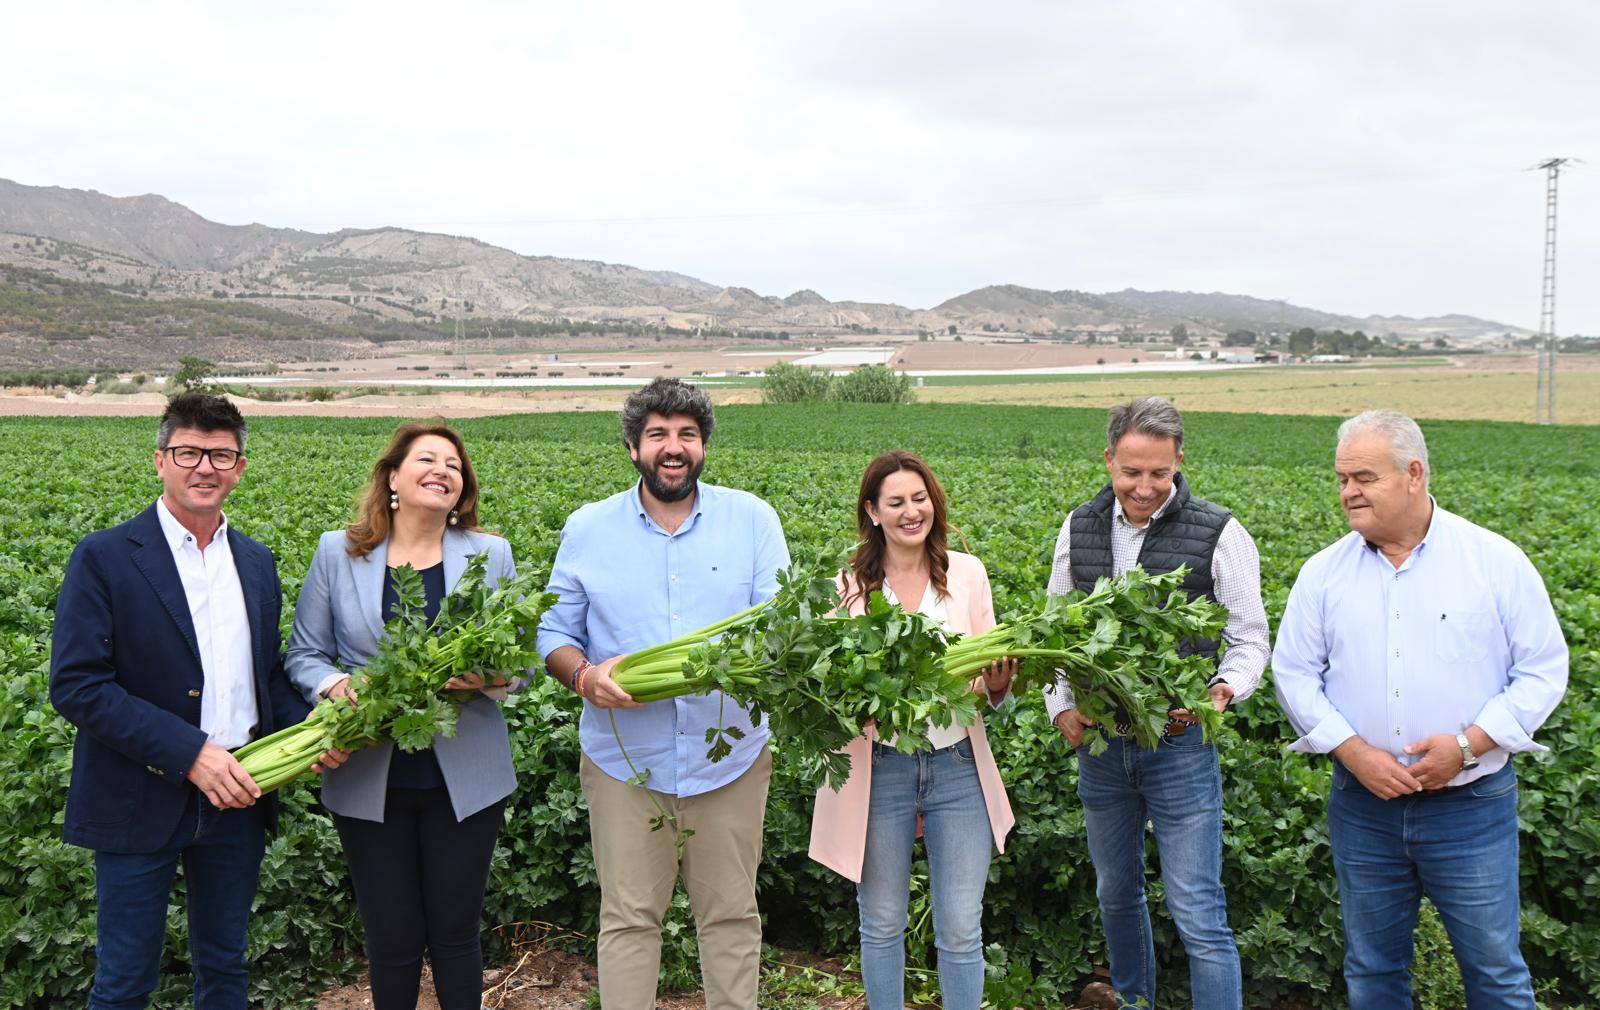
top-left (287, 421), bottom-right (518, 1010)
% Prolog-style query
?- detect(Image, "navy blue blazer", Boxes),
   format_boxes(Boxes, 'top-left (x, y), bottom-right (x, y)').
top-left (49, 503), bottom-right (311, 853)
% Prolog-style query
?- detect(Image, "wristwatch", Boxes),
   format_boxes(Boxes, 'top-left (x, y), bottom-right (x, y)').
top-left (1455, 732), bottom-right (1479, 770)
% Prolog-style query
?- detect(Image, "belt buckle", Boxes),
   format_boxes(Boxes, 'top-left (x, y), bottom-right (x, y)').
top-left (1164, 716), bottom-right (1189, 738)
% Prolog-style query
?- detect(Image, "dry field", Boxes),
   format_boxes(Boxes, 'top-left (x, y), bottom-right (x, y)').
top-left (918, 356), bottom-right (1600, 424)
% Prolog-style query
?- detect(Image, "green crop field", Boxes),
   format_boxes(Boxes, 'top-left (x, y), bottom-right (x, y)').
top-left (2, 404), bottom-right (1596, 1008)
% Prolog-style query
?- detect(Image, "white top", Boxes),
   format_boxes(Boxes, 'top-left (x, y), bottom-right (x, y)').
top-left (1041, 482), bottom-right (1271, 721)
top-left (155, 497), bottom-right (258, 749)
top-left (882, 580), bottom-right (969, 751)
top-left (1271, 501), bottom-right (1567, 786)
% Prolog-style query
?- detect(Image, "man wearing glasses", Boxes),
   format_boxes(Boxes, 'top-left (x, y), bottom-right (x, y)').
top-left (50, 393), bottom-right (310, 1010)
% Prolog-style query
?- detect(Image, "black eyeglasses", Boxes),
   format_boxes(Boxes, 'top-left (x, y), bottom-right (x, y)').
top-left (163, 445), bottom-right (242, 470)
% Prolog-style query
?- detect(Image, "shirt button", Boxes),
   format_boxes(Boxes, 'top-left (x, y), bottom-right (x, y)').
top-left (1394, 649), bottom-right (1400, 657)
top-left (1395, 728), bottom-right (1402, 736)
top-left (671, 575), bottom-right (677, 581)
top-left (1394, 690), bottom-right (1400, 698)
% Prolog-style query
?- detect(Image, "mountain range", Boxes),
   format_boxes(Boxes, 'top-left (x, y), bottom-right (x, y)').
top-left (0, 178), bottom-right (1529, 369)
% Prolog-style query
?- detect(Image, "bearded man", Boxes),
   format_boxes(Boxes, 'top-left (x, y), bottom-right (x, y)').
top-left (537, 377), bottom-right (790, 1010)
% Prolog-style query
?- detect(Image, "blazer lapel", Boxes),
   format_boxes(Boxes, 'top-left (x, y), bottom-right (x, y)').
top-left (353, 538), bottom-right (389, 640)
top-left (127, 506), bottom-right (202, 667)
top-left (443, 528), bottom-right (473, 591)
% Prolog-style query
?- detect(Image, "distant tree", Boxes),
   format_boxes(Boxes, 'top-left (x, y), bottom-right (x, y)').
top-left (1226, 329), bottom-right (1257, 346)
top-left (1170, 323), bottom-right (1189, 345)
top-left (1289, 327), bottom-right (1318, 355)
top-left (169, 356), bottom-right (218, 394)
top-left (762, 362), bottom-right (834, 403)
top-left (1432, 336), bottom-right (1449, 349)
top-left (948, 324), bottom-right (958, 336)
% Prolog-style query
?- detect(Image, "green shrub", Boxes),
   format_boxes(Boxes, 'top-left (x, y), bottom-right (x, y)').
top-left (833, 364), bottom-right (913, 404)
top-left (762, 362), bottom-right (835, 403)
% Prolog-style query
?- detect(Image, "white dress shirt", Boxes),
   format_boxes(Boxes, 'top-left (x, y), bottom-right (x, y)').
top-left (156, 498), bottom-right (258, 750)
top-left (1041, 483), bottom-right (1271, 722)
top-left (1271, 501), bottom-right (1567, 786)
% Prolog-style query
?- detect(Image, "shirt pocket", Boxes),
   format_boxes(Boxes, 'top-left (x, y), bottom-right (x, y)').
top-left (1433, 609), bottom-right (1499, 664)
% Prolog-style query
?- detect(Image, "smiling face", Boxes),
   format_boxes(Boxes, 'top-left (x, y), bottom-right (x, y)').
top-left (154, 426), bottom-right (245, 525)
top-left (866, 468), bottom-right (934, 551)
top-left (388, 434), bottom-right (464, 518)
top-left (1105, 430), bottom-right (1182, 526)
top-left (1335, 430), bottom-right (1428, 543)
top-left (629, 412), bottom-right (706, 505)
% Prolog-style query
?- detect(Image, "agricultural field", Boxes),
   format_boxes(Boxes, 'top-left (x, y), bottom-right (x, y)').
top-left (918, 357), bottom-right (1600, 425)
top-left (1, 404), bottom-right (1597, 1009)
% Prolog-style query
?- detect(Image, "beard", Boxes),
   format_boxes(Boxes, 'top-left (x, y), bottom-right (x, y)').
top-left (634, 452), bottom-right (705, 503)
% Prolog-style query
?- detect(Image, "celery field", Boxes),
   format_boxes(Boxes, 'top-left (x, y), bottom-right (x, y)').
top-left (2, 404), bottom-right (1597, 1008)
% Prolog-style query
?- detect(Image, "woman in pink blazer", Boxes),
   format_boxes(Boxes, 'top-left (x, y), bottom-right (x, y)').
top-left (808, 450), bottom-right (1016, 1010)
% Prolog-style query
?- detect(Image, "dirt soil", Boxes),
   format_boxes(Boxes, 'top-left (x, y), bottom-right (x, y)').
top-left (312, 945), bottom-right (866, 1010)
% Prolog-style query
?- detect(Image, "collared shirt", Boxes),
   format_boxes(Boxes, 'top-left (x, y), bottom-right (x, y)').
top-left (536, 481), bottom-right (790, 797)
top-left (1041, 483), bottom-right (1271, 722)
top-left (155, 497), bottom-right (257, 749)
top-left (1272, 501), bottom-right (1567, 785)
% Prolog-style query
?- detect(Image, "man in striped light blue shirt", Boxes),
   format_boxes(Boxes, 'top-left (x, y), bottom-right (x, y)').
top-left (1273, 410), bottom-right (1567, 1010)
top-left (537, 378), bottom-right (788, 1010)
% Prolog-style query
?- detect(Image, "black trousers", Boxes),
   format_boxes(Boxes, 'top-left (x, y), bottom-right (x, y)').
top-left (332, 788), bottom-right (506, 1010)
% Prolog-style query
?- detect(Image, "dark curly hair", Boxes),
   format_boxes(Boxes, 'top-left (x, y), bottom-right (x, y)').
top-left (620, 378), bottom-right (715, 449)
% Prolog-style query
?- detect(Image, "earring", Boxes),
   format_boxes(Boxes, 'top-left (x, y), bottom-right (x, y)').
top-left (871, 518), bottom-right (880, 527)
top-left (448, 509), bottom-right (459, 527)
top-left (389, 491), bottom-right (399, 511)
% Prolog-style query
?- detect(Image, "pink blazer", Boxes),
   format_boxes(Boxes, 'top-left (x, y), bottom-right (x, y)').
top-left (807, 550), bottom-right (1016, 882)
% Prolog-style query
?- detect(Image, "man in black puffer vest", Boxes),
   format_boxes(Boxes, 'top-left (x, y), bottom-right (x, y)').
top-left (1042, 397), bottom-right (1270, 1010)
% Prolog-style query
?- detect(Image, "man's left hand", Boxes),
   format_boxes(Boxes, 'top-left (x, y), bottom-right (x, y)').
top-left (1401, 733), bottom-right (1465, 790)
top-left (443, 671), bottom-right (510, 690)
top-left (1168, 682), bottom-right (1234, 723)
top-left (1207, 682), bottom-right (1234, 712)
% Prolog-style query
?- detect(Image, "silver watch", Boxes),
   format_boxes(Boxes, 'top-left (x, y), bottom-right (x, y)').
top-left (1455, 732), bottom-right (1478, 770)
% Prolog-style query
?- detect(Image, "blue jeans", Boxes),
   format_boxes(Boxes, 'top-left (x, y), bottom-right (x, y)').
top-left (89, 794), bottom-right (266, 1010)
top-left (1329, 759), bottom-right (1534, 1009)
top-left (1076, 731), bottom-right (1240, 1010)
top-left (857, 737), bottom-right (993, 1010)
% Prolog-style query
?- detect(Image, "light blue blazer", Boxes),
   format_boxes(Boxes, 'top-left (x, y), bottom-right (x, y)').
top-left (286, 527), bottom-right (519, 823)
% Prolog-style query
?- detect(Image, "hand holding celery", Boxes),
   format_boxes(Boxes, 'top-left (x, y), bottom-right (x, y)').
top-left (235, 553), bottom-right (555, 794)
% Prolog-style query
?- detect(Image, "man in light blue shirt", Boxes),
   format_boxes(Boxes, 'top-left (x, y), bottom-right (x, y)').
top-left (1273, 410), bottom-right (1567, 1010)
top-left (537, 378), bottom-right (788, 1010)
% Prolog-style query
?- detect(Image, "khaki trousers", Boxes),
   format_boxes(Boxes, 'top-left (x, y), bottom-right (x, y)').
top-left (580, 747), bottom-right (772, 1010)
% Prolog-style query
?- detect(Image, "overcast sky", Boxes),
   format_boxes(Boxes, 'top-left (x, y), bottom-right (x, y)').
top-left (2, 0), bottom-right (1596, 332)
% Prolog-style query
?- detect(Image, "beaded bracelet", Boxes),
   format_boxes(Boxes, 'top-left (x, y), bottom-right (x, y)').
top-left (572, 659), bottom-right (593, 697)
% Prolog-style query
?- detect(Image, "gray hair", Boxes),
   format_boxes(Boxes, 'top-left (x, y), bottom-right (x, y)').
top-left (1107, 396), bottom-right (1184, 454)
top-left (157, 392), bottom-right (248, 452)
top-left (620, 377), bottom-right (715, 449)
top-left (1337, 410), bottom-right (1429, 481)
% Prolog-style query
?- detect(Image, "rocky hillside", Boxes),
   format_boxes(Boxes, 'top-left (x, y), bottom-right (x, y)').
top-left (0, 178), bottom-right (1529, 368)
